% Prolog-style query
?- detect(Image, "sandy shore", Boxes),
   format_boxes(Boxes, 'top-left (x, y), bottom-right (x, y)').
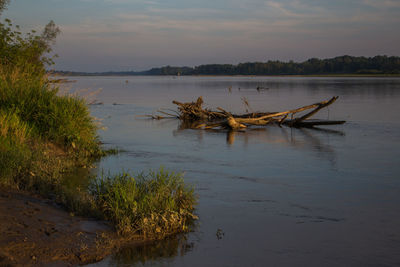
top-left (0, 187), bottom-right (131, 266)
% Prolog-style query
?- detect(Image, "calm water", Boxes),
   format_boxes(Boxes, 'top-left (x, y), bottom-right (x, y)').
top-left (64, 76), bottom-right (400, 267)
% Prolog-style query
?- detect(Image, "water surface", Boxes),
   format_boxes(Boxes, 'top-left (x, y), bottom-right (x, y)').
top-left (65, 76), bottom-right (400, 267)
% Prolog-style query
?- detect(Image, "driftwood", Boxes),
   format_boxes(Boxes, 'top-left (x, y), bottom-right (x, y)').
top-left (151, 96), bottom-right (345, 130)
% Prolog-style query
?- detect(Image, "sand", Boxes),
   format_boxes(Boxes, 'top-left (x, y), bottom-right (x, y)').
top-left (0, 187), bottom-right (125, 266)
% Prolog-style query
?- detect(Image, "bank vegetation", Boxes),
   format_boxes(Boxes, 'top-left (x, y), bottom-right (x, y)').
top-left (0, 0), bottom-right (196, 248)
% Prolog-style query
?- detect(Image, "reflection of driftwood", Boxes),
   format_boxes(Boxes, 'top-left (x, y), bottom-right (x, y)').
top-left (153, 96), bottom-right (345, 130)
top-left (49, 78), bottom-right (77, 84)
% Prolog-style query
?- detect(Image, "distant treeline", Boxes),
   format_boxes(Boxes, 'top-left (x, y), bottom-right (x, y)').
top-left (54, 55), bottom-right (400, 76)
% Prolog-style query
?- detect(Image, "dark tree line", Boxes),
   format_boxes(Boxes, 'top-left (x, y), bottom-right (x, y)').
top-left (178, 55), bottom-right (400, 75)
top-left (55, 55), bottom-right (400, 76)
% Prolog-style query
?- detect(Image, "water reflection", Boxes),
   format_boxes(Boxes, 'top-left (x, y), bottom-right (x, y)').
top-left (174, 122), bottom-right (343, 166)
top-left (61, 166), bottom-right (97, 190)
top-left (225, 126), bottom-right (344, 146)
top-left (226, 130), bottom-right (236, 145)
top-left (102, 234), bottom-right (195, 267)
top-left (234, 78), bottom-right (400, 98)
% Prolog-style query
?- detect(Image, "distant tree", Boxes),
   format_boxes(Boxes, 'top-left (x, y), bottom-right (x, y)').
top-left (0, 0), bottom-right (10, 15)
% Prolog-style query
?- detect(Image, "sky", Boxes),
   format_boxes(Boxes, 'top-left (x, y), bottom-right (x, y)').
top-left (2, 0), bottom-right (400, 72)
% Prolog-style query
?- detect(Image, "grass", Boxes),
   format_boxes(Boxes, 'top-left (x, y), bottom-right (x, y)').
top-left (0, 66), bottom-right (100, 186)
top-left (0, 66), bottom-right (197, 240)
top-left (0, 68), bottom-right (101, 156)
top-left (92, 169), bottom-right (197, 239)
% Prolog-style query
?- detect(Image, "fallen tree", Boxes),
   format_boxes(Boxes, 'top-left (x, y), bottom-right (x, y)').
top-left (146, 96), bottom-right (345, 130)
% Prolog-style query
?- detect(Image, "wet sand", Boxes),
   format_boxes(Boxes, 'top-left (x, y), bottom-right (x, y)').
top-left (0, 187), bottom-right (131, 266)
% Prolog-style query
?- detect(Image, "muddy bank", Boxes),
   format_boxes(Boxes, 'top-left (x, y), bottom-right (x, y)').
top-left (0, 187), bottom-right (138, 266)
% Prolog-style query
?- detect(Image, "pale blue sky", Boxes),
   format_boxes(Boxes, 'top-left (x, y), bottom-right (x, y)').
top-left (2, 0), bottom-right (400, 71)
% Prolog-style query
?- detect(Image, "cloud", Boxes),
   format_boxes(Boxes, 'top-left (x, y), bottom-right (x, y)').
top-left (59, 0), bottom-right (400, 38)
top-left (59, 0), bottom-right (400, 51)
top-left (363, 0), bottom-right (400, 9)
top-left (51, 0), bottom-right (400, 71)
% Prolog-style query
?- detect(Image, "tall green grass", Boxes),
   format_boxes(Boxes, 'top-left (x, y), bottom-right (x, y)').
top-left (0, 109), bottom-right (32, 144)
top-left (0, 109), bottom-right (31, 184)
top-left (0, 66), bottom-right (101, 188)
top-left (92, 169), bottom-right (197, 239)
top-left (0, 68), bottom-right (100, 155)
top-left (0, 104), bottom-right (33, 181)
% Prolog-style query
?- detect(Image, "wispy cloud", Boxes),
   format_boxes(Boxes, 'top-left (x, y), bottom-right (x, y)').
top-left (59, 0), bottom-right (400, 53)
top-left (18, 0), bottom-right (396, 71)
top-left (59, 0), bottom-right (400, 38)
top-left (363, 0), bottom-right (400, 9)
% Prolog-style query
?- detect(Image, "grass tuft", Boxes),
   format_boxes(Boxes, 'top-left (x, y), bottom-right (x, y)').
top-left (92, 168), bottom-right (197, 239)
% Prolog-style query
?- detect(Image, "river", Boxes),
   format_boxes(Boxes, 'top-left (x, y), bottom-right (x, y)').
top-left (64, 76), bottom-right (400, 267)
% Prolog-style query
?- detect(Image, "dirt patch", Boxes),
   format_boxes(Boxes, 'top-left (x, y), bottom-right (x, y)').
top-left (0, 187), bottom-right (137, 266)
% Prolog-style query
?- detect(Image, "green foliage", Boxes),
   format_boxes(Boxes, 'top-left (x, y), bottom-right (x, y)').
top-left (0, 69), bottom-right (101, 155)
top-left (0, 137), bottom-right (30, 185)
top-left (0, 15), bottom-right (60, 76)
top-left (0, 2), bottom-right (100, 187)
top-left (0, 108), bottom-right (31, 184)
top-left (0, 109), bottom-right (31, 144)
top-left (0, 8), bottom-right (99, 154)
top-left (91, 169), bottom-right (197, 239)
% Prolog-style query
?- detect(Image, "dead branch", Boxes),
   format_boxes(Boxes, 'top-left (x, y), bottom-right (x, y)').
top-left (227, 117), bottom-right (247, 130)
top-left (289, 96), bottom-right (338, 126)
top-left (149, 96), bottom-right (344, 131)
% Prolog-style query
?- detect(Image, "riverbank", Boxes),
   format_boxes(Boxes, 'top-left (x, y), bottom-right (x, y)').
top-left (0, 15), bottom-right (197, 266)
top-left (0, 186), bottom-right (140, 266)
top-left (0, 67), bottom-right (197, 266)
